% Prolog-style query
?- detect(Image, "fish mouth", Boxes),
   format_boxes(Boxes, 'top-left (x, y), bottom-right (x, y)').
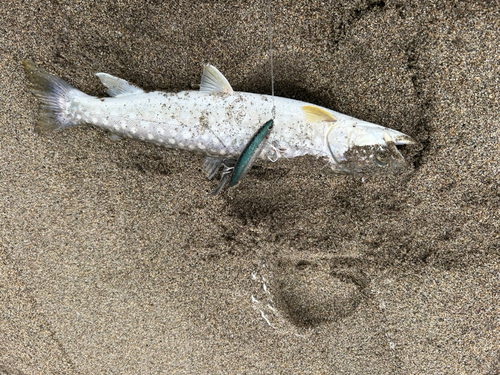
top-left (391, 132), bottom-right (416, 146)
top-left (326, 124), bottom-right (415, 175)
top-left (383, 131), bottom-right (405, 162)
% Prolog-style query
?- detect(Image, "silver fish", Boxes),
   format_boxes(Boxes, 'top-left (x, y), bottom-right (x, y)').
top-left (23, 60), bottom-right (415, 183)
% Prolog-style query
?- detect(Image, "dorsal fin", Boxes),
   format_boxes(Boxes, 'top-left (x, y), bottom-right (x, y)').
top-left (95, 73), bottom-right (145, 97)
top-left (200, 65), bottom-right (234, 95)
top-left (302, 105), bottom-right (337, 123)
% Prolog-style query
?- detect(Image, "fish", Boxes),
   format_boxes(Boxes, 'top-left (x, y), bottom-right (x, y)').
top-left (23, 60), bottom-right (415, 189)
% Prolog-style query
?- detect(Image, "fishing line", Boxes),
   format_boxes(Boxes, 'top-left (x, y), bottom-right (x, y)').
top-left (268, 0), bottom-right (276, 119)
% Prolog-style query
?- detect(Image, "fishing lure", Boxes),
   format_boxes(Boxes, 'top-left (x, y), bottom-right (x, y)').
top-left (207, 119), bottom-right (274, 194)
top-left (230, 119), bottom-right (274, 187)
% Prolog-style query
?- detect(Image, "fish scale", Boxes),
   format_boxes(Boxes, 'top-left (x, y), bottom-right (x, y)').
top-left (67, 90), bottom-right (323, 159)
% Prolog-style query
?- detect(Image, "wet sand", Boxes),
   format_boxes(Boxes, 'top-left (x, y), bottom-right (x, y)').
top-left (1, 0), bottom-right (499, 373)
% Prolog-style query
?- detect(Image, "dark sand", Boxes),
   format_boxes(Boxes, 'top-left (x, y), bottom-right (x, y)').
top-left (1, 0), bottom-right (499, 373)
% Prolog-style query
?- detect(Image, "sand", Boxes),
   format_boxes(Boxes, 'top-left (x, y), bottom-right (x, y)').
top-left (1, 0), bottom-right (499, 373)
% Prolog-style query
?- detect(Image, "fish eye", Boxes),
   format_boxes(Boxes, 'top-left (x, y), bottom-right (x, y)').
top-left (375, 154), bottom-right (389, 167)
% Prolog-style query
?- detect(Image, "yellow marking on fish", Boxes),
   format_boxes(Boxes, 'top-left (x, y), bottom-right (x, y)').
top-left (302, 105), bottom-right (337, 123)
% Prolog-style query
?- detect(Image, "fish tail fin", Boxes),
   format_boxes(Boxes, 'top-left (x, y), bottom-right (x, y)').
top-left (23, 60), bottom-right (85, 133)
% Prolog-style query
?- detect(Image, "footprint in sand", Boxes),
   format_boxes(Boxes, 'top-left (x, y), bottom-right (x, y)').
top-left (250, 256), bottom-right (371, 335)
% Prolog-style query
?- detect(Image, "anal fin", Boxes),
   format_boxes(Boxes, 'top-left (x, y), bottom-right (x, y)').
top-left (108, 133), bottom-right (122, 141)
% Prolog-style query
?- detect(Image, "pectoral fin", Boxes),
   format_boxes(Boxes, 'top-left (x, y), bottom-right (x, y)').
top-left (302, 105), bottom-right (337, 123)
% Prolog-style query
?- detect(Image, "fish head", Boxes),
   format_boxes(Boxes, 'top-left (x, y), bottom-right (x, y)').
top-left (325, 120), bottom-right (415, 175)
